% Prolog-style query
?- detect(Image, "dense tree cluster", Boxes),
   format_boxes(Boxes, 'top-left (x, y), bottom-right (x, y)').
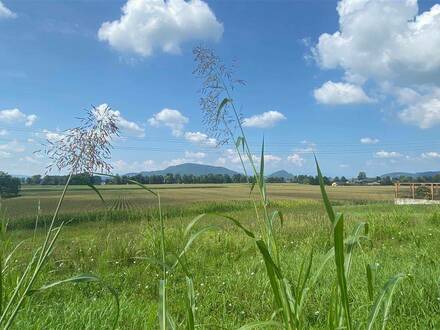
top-left (10, 171), bottom-right (440, 187)
top-left (22, 173), bottom-right (102, 185)
top-left (0, 172), bottom-right (21, 198)
top-left (106, 173), bottom-right (249, 184)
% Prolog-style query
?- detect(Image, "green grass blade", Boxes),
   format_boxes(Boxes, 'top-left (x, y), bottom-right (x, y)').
top-left (237, 320), bottom-right (282, 329)
top-left (87, 184), bottom-right (106, 205)
top-left (315, 156), bottom-right (335, 224)
top-left (184, 214), bottom-right (206, 237)
top-left (185, 276), bottom-right (196, 330)
top-left (367, 273), bottom-right (406, 330)
top-left (333, 213), bottom-right (352, 329)
top-left (366, 263), bottom-right (376, 302)
top-left (159, 279), bottom-right (166, 330)
top-left (28, 274), bottom-right (119, 329)
top-left (217, 98), bottom-right (231, 122)
top-left (213, 214), bottom-right (255, 239)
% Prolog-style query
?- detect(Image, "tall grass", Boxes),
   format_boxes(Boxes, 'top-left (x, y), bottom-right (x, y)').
top-left (192, 46), bottom-right (406, 329)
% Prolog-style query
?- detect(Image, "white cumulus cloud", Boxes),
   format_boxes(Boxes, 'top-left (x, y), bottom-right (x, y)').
top-left (95, 104), bottom-right (145, 137)
top-left (421, 151), bottom-right (440, 159)
top-left (243, 111), bottom-right (286, 128)
top-left (149, 108), bottom-right (189, 136)
top-left (398, 89), bottom-right (440, 129)
top-left (98, 0), bottom-right (223, 57)
top-left (184, 131), bottom-right (216, 147)
top-left (360, 137), bottom-right (379, 144)
top-left (264, 154), bottom-right (282, 163)
top-left (374, 150), bottom-right (402, 158)
top-left (314, 81), bottom-right (372, 105)
top-left (287, 153), bottom-right (305, 166)
top-left (0, 1), bottom-right (16, 19)
top-left (184, 151), bottom-right (206, 159)
top-left (0, 109), bottom-right (38, 127)
top-left (0, 140), bottom-right (25, 153)
top-left (312, 0), bottom-right (440, 127)
top-left (112, 159), bottom-right (156, 172)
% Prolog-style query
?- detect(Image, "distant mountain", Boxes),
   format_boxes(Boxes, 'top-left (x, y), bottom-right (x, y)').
top-left (381, 171), bottom-right (440, 178)
top-left (268, 170), bottom-right (295, 180)
top-left (126, 163), bottom-right (239, 177)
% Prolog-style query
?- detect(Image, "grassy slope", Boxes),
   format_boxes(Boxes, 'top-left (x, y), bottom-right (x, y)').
top-left (3, 197), bottom-right (440, 329)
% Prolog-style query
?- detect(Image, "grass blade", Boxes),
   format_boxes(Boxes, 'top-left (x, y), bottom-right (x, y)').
top-left (87, 184), bottom-right (106, 205)
top-left (315, 156), bottom-right (335, 224)
top-left (334, 213), bottom-right (352, 329)
top-left (367, 273), bottom-right (406, 330)
top-left (28, 274), bottom-right (120, 329)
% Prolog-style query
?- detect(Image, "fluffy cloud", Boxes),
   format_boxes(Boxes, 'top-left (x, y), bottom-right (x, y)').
top-left (149, 108), bottom-right (188, 136)
top-left (112, 159), bottom-right (156, 172)
top-left (0, 140), bottom-right (25, 153)
top-left (421, 151), bottom-right (440, 159)
top-left (184, 131), bottom-right (216, 147)
top-left (312, 0), bottom-right (440, 127)
top-left (0, 109), bottom-right (37, 127)
top-left (287, 153), bottom-right (305, 166)
top-left (95, 104), bottom-right (145, 137)
top-left (98, 0), bottom-right (223, 57)
top-left (0, 1), bottom-right (16, 19)
top-left (264, 154), bottom-right (281, 163)
top-left (314, 81), bottom-right (372, 105)
top-left (398, 89), bottom-right (440, 129)
top-left (314, 1), bottom-right (440, 82)
top-left (374, 150), bottom-right (402, 158)
top-left (295, 140), bottom-right (316, 154)
top-left (0, 150), bottom-right (11, 159)
top-left (184, 151), bottom-right (206, 159)
top-left (242, 111), bottom-right (286, 128)
top-left (0, 129), bottom-right (7, 136)
top-left (41, 129), bottom-right (64, 143)
top-left (360, 137), bottom-right (379, 144)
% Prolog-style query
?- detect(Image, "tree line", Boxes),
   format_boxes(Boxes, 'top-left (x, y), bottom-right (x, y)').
top-left (3, 171), bottom-right (440, 200)
top-left (0, 172), bottom-right (21, 198)
top-left (20, 173), bottom-right (335, 185)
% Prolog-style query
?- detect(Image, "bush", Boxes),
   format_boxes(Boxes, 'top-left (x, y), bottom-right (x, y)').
top-left (0, 171), bottom-right (21, 198)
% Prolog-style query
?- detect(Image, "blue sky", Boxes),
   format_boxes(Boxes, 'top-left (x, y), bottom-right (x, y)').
top-left (1, 0), bottom-right (440, 177)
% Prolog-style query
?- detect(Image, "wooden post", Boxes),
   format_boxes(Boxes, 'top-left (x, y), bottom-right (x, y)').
top-left (412, 183), bottom-right (415, 199)
top-left (431, 183), bottom-right (434, 200)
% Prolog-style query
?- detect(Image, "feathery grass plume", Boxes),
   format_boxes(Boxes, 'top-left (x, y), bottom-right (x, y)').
top-left (193, 46), bottom-right (245, 145)
top-left (45, 104), bottom-right (119, 175)
top-left (0, 105), bottom-right (120, 329)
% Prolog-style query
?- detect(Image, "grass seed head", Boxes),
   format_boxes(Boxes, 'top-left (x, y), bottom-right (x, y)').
top-left (45, 104), bottom-right (120, 175)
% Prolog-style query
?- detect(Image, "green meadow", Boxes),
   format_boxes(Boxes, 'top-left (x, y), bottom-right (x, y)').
top-left (2, 183), bottom-right (440, 328)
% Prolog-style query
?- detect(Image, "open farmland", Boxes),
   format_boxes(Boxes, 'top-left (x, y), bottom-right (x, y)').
top-left (2, 186), bottom-right (440, 328)
top-left (2, 182), bottom-right (440, 329)
top-left (2, 183), bottom-right (395, 221)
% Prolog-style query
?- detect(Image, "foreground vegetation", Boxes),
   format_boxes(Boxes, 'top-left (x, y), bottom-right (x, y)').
top-left (1, 199), bottom-right (439, 328)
